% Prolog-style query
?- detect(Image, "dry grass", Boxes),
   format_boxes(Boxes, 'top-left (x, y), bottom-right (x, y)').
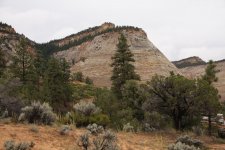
top-left (0, 123), bottom-right (225, 150)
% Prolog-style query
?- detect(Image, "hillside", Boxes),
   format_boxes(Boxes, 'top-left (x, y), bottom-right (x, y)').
top-left (53, 23), bottom-right (179, 87)
top-left (0, 123), bottom-right (224, 150)
top-left (175, 57), bottom-right (225, 101)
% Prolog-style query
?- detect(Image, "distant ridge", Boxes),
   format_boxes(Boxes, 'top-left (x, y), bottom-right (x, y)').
top-left (172, 56), bottom-right (206, 68)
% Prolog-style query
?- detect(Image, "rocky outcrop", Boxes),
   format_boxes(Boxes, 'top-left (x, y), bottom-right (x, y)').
top-left (172, 56), bottom-right (206, 68)
top-left (177, 59), bottom-right (225, 101)
top-left (0, 22), bottom-right (36, 64)
top-left (54, 23), bottom-right (179, 87)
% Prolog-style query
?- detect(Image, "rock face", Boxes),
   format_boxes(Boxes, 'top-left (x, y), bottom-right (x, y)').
top-left (176, 58), bottom-right (225, 102)
top-left (172, 56), bottom-right (206, 68)
top-left (54, 23), bottom-right (179, 87)
top-left (0, 22), bottom-right (35, 64)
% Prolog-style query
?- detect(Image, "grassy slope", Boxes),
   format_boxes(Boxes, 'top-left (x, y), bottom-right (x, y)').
top-left (0, 123), bottom-right (225, 150)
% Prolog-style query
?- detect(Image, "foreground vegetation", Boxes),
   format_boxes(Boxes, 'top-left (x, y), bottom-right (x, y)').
top-left (0, 123), bottom-right (225, 150)
top-left (1, 34), bottom-right (225, 149)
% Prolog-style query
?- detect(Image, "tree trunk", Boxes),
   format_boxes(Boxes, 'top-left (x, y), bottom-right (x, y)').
top-left (208, 113), bottom-right (212, 136)
top-left (22, 52), bottom-right (25, 84)
top-left (174, 115), bottom-right (181, 130)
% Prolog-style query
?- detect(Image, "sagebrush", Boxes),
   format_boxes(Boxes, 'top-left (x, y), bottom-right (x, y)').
top-left (18, 101), bottom-right (56, 125)
top-left (4, 140), bottom-right (34, 150)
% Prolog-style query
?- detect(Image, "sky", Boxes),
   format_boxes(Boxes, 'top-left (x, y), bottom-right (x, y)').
top-left (0, 0), bottom-right (225, 61)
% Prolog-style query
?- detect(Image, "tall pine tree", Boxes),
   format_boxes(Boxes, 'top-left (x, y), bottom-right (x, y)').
top-left (0, 47), bottom-right (6, 77)
top-left (111, 33), bottom-right (140, 99)
top-left (42, 57), bottom-right (72, 112)
top-left (11, 38), bottom-right (32, 84)
top-left (199, 60), bottom-right (220, 136)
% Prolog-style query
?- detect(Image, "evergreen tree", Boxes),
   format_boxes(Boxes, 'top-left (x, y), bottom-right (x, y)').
top-left (0, 46), bottom-right (6, 77)
top-left (149, 73), bottom-right (199, 130)
top-left (10, 39), bottom-right (32, 84)
top-left (42, 58), bottom-right (72, 111)
top-left (121, 80), bottom-right (148, 121)
top-left (32, 51), bottom-right (46, 91)
top-left (196, 79), bottom-right (220, 136)
top-left (200, 60), bottom-right (220, 136)
top-left (22, 52), bottom-right (46, 100)
top-left (111, 33), bottom-right (140, 98)
top-left (202, 60), bottom-right (219, 84)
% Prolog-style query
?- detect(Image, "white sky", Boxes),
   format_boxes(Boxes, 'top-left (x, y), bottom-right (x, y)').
top-left (0, 0), bottom-right (225, 61)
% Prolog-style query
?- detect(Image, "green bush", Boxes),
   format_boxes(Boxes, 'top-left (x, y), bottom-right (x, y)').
top-left (89, 114), bottom-right (110, 127)
top-left (144, 111), bottom-right (172, 130)
top-left (72, 84), bottom-right (97, 100)
top-left (85, 77), bottom-right (93, 85)
top-left (72, 72), bottom-right (84, 82)
top-left (57, 106), bottom-right (110, 127)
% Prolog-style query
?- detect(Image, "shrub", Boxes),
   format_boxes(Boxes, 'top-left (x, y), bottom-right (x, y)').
top-left (80, 57), bottom-right (86, 62)
top-left (74, 101), bottom-right (101, 116)
top-left (74, 113), bottom-right (110, 127)
top-left (176, 135), bottom-right (203, 148)
top-left (93, 130), bottom-right (119, 150)
top-left (59, 125), bottom-right (72, 135)
top-left (18, 101), bottom-right (56, 125)
top-left (192, 126), bottom-right (204, 136)
top-left (4, 140), bottom-right (34, 150)
top-left (218, 128), bottom-right (225, 139)
top-left (72, 72), bottom-right (84, 82)
top-left (87, 123), bottom-right (104, 135)
top-left (1, 109), bottom-right (9, 118)
top-left (0, 94), bottom-right (24, 117)
top-left (57, 112), bottom-right (76, 125)
top-left (29, 125), bottom-right (39, 133)
top-left (85, 77), bottom-right (93, 85)
top-left (89, 114), bottom-right (110, 126)
top-left (78, 132), bottom-right (90, 150)
top-left (168, 142), bottom-right (199, 150)
top-left (143, 123), bottom-right (156, 132)
top-left (123, 123), bottom-right (134, 132)
top-left (144, 111), bottom-right (171, 129)
top-left (73, 113), bottom-right (89, 127)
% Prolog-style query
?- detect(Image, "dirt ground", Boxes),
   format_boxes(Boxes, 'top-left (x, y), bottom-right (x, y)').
top-left (0, 123), bottom-right (225, 150)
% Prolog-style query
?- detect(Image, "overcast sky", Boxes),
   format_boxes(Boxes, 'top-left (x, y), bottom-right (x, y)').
top-left (0, 0), bottom-right (225, 61)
